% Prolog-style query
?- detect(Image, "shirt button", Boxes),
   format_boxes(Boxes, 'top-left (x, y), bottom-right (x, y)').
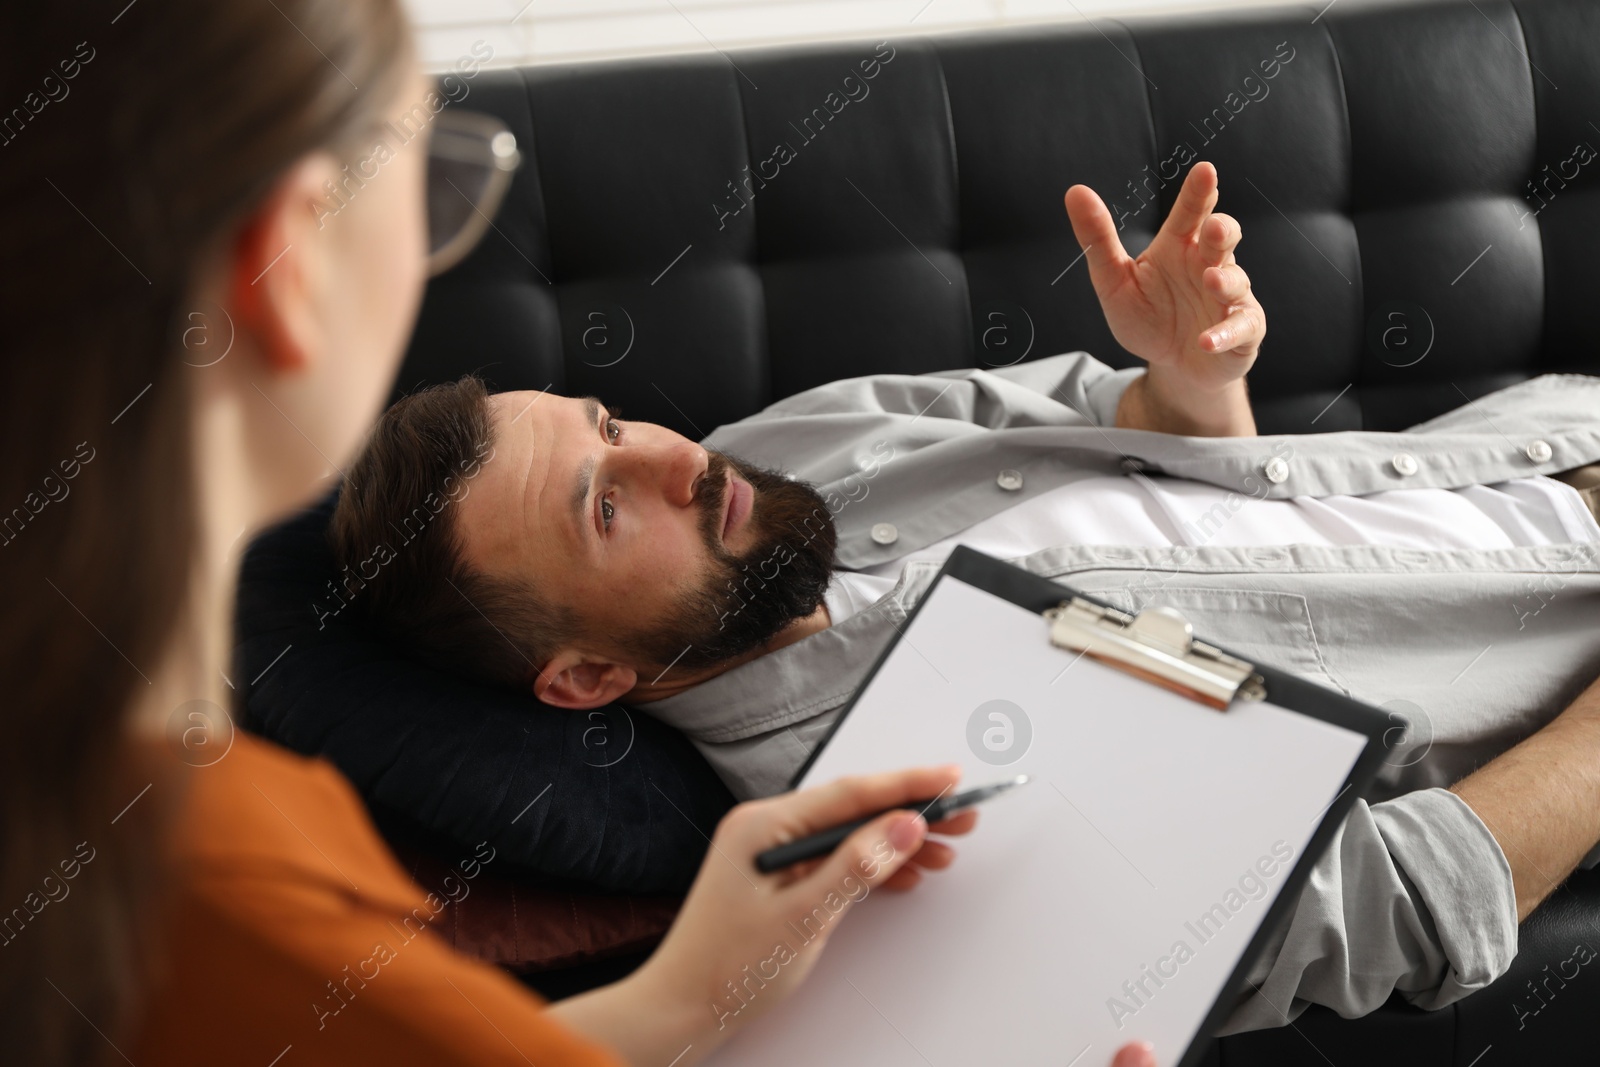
top-left (1526, 440), bottom-right (1553, 464)
top-left (997, 469), bottom-right (1024, 491)
top-left (1262, 457), bottom-right (1289, 484)
top-left (870, 522), bottom-right (899, 546)
top-left (1391, 452), bottom-right (1419, 477)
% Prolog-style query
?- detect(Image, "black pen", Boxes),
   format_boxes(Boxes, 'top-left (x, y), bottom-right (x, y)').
top-left (754, 774), bottom-right (1030, 874)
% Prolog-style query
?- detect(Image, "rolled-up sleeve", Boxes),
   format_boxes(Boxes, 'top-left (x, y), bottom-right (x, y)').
top-left (987, 350), bottom-right (1143, 427)
top-left (1218, 787), bottom-right (1519, 1034)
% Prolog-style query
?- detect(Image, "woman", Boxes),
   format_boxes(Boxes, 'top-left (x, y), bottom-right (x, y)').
top-left (0, 2), bottom-right (1157, 1064)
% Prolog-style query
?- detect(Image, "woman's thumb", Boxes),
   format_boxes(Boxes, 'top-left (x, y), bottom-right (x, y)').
top-left (1112, 1041), bottom-right (1158, 1067)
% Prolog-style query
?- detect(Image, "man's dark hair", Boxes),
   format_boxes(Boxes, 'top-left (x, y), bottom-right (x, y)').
top-left (329, 376), bottom-right (573, 689)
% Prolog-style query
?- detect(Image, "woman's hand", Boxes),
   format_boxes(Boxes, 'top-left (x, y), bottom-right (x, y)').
top-left (1064, 160), bottom-right (1264, 437)
top-left (1113, 1040), bottom-right (1159, 1067)
top-left (549, 764), bottom-right (977, 1064)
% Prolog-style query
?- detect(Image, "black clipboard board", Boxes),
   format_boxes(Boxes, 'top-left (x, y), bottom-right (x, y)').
top-left (789, 545), bottom-right (1394, 1067)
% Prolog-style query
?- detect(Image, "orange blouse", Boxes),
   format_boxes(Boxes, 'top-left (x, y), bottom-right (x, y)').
top-left (130, 733), bottom-right (624, 1067)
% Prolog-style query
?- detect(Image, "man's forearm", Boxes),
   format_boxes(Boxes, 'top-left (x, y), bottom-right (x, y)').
top-left (1450, 673), bottom-right (1600, 920)
top-left (1114, 369), bottom-right (1257, 437)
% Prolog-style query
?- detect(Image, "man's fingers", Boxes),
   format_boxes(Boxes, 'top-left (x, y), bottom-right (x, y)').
top-left (1063, 183), bottom-right (1134, 293)
top-left (1200, 211), bottom-right (1241, 266)
top-left (1203, 263), bottom-right (1251, 305)
top-left (1157, 160), bottom-right (1218, 245)
top-left (1199, 304), bottom-right (1265, 354)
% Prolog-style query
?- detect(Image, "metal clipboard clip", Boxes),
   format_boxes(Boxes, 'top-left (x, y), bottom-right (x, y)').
top-left (1043, 597), bottom-right (1267, 710)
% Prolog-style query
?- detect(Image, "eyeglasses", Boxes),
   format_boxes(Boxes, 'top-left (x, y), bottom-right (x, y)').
top-left (425, 109), bottom-right (522, 276)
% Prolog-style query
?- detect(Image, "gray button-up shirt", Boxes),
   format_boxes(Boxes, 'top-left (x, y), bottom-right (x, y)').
top-left (643, 353), bottom-right (1600, 1033)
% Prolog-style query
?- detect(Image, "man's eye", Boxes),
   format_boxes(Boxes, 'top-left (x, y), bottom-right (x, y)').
top-left (605, 418), bottom-right (622, 443)
top-left (600, 497), bottom-right (615, 531)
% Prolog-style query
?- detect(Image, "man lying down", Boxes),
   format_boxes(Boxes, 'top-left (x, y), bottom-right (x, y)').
top-left (330, 162), bottom-right (1600, 1034)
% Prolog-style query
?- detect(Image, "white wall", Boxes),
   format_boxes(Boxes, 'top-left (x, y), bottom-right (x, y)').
top-left (403, 0), bottom-right (1307, 71)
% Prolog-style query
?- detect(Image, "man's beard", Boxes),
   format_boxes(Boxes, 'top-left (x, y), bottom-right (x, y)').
top-left (621, 451), bottom-right (838, 676)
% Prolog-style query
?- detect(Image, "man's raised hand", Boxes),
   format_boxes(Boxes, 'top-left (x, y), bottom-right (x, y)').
top-left (1064, 161), bottom-right (1263, 437)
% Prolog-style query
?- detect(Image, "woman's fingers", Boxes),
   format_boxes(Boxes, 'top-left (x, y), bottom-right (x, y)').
top-left (881, 840), bottom-right (965, 891)
top-left (907, 838), bottom-right (957, 871)
top-left (720, 766), bottom-right (974, 899)
top-left (758, 765), bottom-right (963, 842)
top-left (790, 808), bottom-right (928, 907)
top-left (1112, 1041), bottom-right (1158, 1067)
top-left (882, 865), bottom-right (923, 892)
top-left (762, 825), bottom-right (960, 886)
top-left (788, 800), bottom-right (967, 904)
top-left (928, 808), bottom-right (978, 836)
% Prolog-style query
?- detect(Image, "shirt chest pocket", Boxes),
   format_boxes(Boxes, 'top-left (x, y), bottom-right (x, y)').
top-left (1050, 581), bottom-right (1347, 696)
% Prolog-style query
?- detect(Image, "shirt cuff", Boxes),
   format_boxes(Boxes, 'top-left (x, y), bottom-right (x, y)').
top-left (1086, 365), bottom-right (1145, 427)
top-left (1372, 786), bottom-right (1520, 1007)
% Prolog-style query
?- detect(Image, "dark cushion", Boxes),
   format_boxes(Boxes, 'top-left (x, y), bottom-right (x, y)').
top-left (390, 840), bottom-right (680, 975)
top-left (234, 488), bottom-right (735, 897)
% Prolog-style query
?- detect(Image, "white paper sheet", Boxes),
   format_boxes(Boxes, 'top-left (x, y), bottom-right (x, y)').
top-left (706, 574), bottom-right (1369, 1067)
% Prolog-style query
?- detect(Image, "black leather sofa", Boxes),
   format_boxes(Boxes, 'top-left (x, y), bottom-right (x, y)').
top-left (236, 0), bottom-right (1600, 1061)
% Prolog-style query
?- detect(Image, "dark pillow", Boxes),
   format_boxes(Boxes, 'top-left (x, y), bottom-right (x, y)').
top-left (232, 488), bottom-right (736, 895)
top-left (392, 840), bottom-right (680, 975)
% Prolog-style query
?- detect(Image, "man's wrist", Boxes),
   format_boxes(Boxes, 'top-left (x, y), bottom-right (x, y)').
top-left (1116, 369), bottom-right (1257, 437)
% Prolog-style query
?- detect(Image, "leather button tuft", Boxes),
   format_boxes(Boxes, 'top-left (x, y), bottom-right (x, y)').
top-left (1526, 440), bottom-right (1553, 464)
top-left (1391, 452), bottom-right (1419, 477)
top-left (870, 522), bottom-right (899, 546)
top-left (1262, 457), bottom-right (1289, 484)
top-left (997, 469), bottom-right (1024, 491)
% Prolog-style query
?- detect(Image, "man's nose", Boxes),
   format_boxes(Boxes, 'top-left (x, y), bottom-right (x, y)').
top-left (624, 437), bottom-right (708, 508)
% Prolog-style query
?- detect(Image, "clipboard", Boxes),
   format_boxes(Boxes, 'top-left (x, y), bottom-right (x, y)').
top-left (707, 545), bottom-right (1393, 1067)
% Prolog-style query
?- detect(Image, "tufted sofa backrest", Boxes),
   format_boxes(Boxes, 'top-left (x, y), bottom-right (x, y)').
top-left (398, 0), bottom-right (1600, 440)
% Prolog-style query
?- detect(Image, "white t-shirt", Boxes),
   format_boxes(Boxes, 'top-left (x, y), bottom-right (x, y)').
top-left (824, 474), bottom-right (1600, 626)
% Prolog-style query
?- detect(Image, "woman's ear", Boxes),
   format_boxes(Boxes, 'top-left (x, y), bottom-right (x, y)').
top-left (535, 648), bottom-right (639, 710)
top-left (227, 153), bottom-right (340, 376)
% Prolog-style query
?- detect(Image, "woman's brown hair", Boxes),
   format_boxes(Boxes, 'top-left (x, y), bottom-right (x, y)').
top-left (0, 3), bottom-right (410, 1062)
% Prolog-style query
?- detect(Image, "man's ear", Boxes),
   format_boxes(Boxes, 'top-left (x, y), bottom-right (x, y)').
top-left (534, 648), bottom-right (638, 710)
top-left (227, 153), bottom-right (339, 376)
